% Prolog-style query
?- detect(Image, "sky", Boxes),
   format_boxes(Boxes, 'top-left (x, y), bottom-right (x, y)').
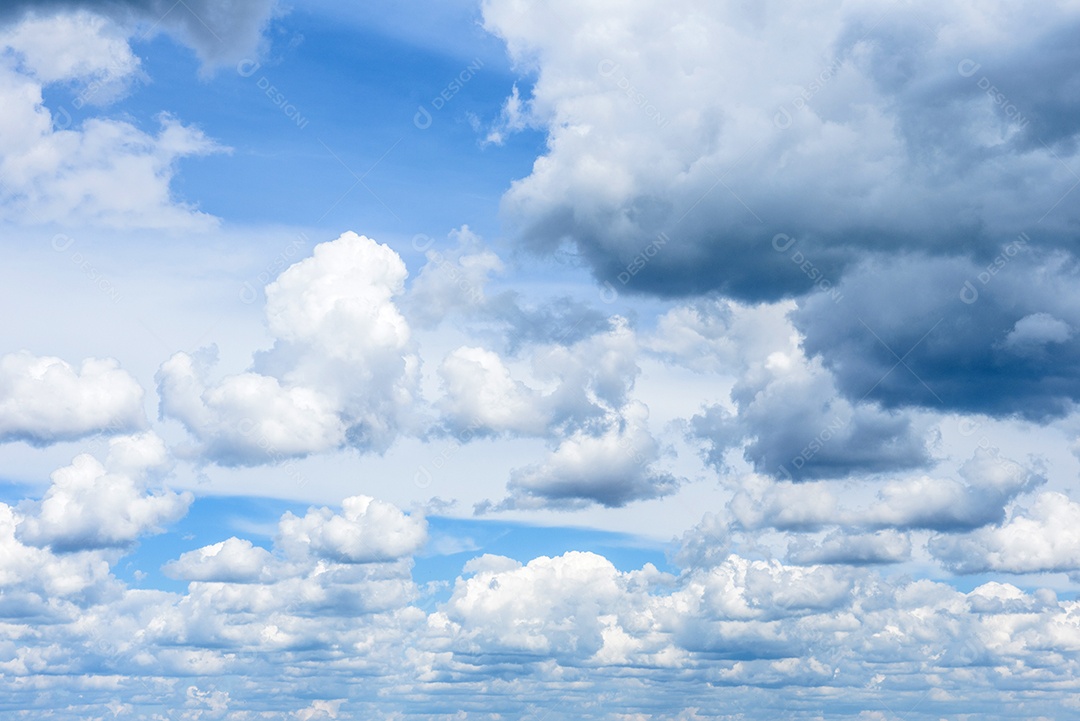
top-left (1, 0), bottom-right (1080, 718)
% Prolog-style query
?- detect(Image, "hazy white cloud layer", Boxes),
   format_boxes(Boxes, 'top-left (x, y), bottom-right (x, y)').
top-left (0, 351), bottom-right (146, 445)
top-left (2, 1), bottom-right (1080, 719)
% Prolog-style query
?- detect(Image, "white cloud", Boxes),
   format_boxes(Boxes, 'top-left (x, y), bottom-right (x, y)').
top-left (158, 232), bottom-right (421, 465)
top-left (0, 11), bottom-right (224, 229)
top-left (438, 551), bottom-right (673, 663)
top-left (277, 495), bottom-right (427, 564)
top-left (440, 314), bottom-right (642, 440)
top-left (0, 351), bottom-right (146, 445)
top-left (497, 401), bottom-right (679, 509)
top-left (437, 346), bottom-right (549, 436)
top-left (729, 448), bottom-right (1040, 533)
top-left (862, 448), bottom-right (1040, 530)
top-left (294, 699), bottom-right (345, 720)
top-left (787, 529), bottom-right (911, 566)
top-left (931, 491), bottom-right (1080, 574)
top-left (404, 226), bottom-right (503, 327)
top-left (163, 537), bottom-right (278, 583)
top-left (157, 352), bottom-right (346, 464)
top-left (645, 299), bottom-right (794, 375)
top-left (17, 432), bottom-right (190, 551)
top-left (674, 512), bottom-right (732, 569)
top-left (0, 10), bottom-right (141, 96)
top-left (264, 231), bottom-right (411, 363)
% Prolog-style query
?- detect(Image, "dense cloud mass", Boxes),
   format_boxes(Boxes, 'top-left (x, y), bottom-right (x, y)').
top-left (4, 475), bottom-right (1080, 719)
top-left (794, 252), bottom-right (1080, 419)
top-left (482, 0), bottom-right (1080, 420)
top-left (2, 0), bottom-right (1080, 718)
top-left (482, 0), bottom-right (1080, 295)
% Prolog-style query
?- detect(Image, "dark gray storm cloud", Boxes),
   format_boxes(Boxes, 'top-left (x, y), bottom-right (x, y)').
top-left (0, 0), bottom-right (277, 65)
top-left (794, 251), bottom-right (1080, 420)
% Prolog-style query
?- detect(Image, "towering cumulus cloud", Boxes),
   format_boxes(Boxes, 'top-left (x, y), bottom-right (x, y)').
top-left (157, 231), bottom-right (420, 465)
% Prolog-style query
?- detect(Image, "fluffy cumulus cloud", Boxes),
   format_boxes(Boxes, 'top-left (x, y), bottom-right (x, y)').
top-left (163, 536), bottom-right (278, 583)
top-left (438, 314), bottom-right (638, 437)
top-left (435, 551), bottom-right (674, 664)
top-left (277, 495), bottom-right (427, 564)
top-left (930, 491), bottom-right (1080, 575)
top-left (158, 232), bottom-right (421, 465)
top-left (436, 345), bottom-right (550, 436)
top-left (436, 315), bottom-right (681, 510)
top-left (5, 474), bottom-right (1080, 718)
top-left (404, 226), bottom-right (504, 327)
top-left (0, 9), bottom-right (225, 229)
top-left (157, 351), bottom-right (347, 464)
top-left (0, 351), bottom-right (146, 445)
top-left (17, 432), bottom-right (190, 551)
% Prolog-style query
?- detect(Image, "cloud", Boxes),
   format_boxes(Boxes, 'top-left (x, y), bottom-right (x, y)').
top-left (438, 551), bottom-right (673, 663)
top-left (859, 448), bottom-right (1041, 531)
top-left (729, 448), bottom-right (1040, 534)
top-left (1002, 312), bottom-right (1072, 352)
top-left (437, 346), bottom-right (550, 436)
top-left (930, 491), bottom-right (1080, 574)
top-left (0, 351), bottom-right (145, 445)
top-left (403, 226), bottom-right (503, 328)
top-left (0, 9), bottom-right (141, 97)
top-left (494, 401), bottom-right (680, 509)
top-left (439, 314), bottom-right (681, 509)
top-left (673, 512), bottom-right (731, 569)
top-left (156, 351), bottom-right (346, 465)
top-left (3, 483), bottom-right (1080, 718)
top-left (277, 495), bottom-right (427, 564)
top-left (482, 1), bottom-right (1080, 299)
top-left (0, 11), bottom-right (224, 229)
top-left (482, 1), bottom-right (1080, 425)
top-left (17, 432), bottom-right (190, 552)
top-left (0, 0), bottom-right (278, 68)
top-left (793, 252), bottom-right (1080, 420)
top-left (158, 232), bottom-right (421, 465)
top-left (163, 537), bottom-right (278, 583)
top-left (675, 300), bottom-right (931, 481)
top-left (0, 501), bottom-right (119, 609)
top-left (786, 529), bottom-right (911, 566)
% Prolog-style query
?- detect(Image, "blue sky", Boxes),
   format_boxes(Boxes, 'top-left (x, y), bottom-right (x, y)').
top-left (3, 1), bottom-right (1080, 719)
